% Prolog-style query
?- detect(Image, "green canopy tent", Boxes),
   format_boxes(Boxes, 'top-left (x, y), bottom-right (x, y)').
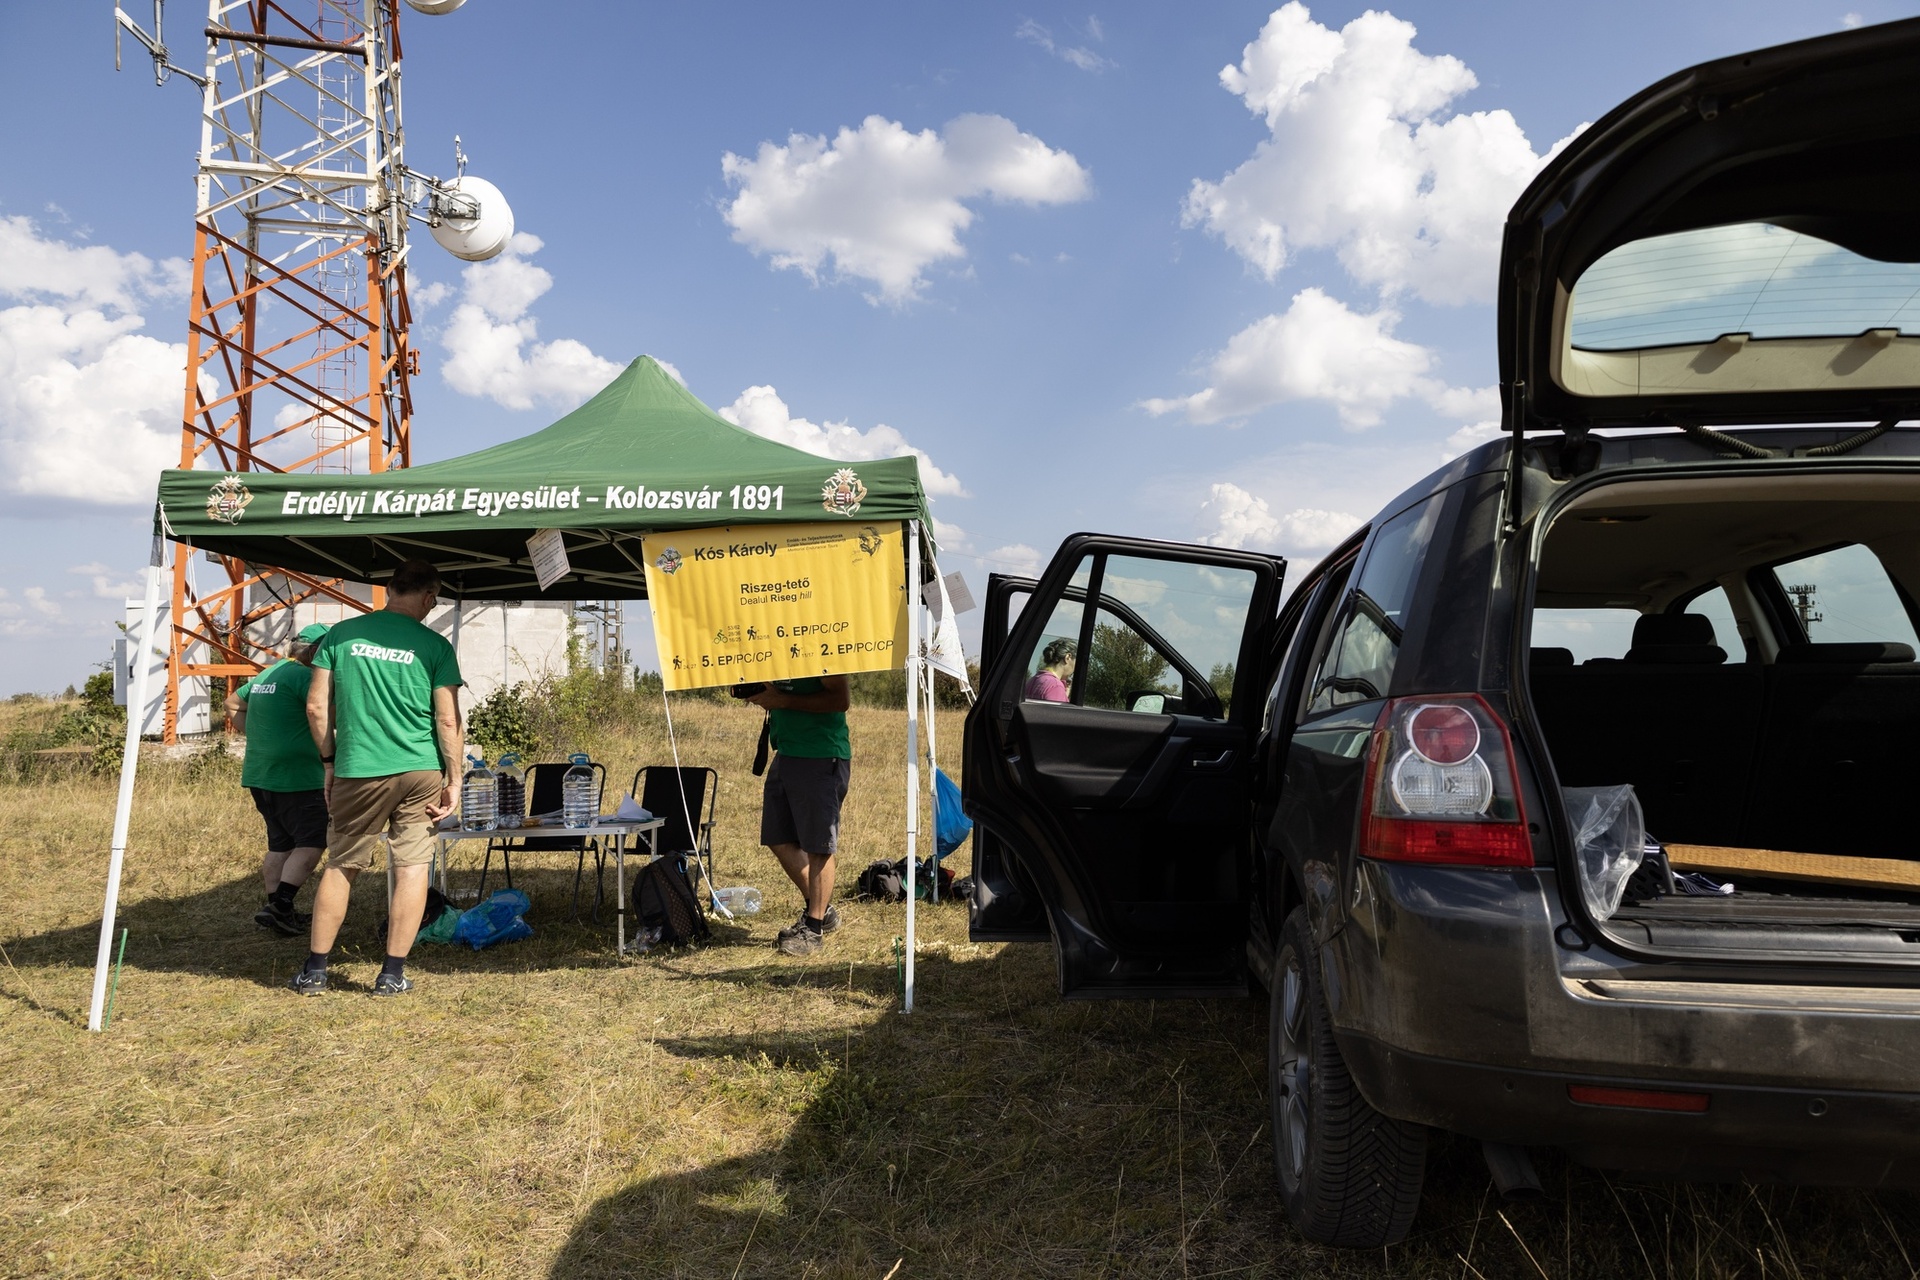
top-left (156, 356), bottom-right (931, 599)
top-left (92, 357), bottom-right (946, 1030)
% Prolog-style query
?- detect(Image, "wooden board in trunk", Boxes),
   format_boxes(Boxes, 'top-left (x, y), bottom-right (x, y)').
top-left (1665, 844), bottom-right (1920, 892)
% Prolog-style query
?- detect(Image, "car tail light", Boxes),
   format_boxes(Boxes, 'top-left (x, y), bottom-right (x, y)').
top-left (1360, 694), bottom-right (1532, 867)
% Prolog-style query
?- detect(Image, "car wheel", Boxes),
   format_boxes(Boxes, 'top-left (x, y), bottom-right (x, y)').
top-left (1270, 904), bottom-right (1426, 1247)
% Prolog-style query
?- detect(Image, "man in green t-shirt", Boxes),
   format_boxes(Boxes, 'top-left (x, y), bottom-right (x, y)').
top-left (224, 621), bottom-right (331, 936)
top-left (291, 559), bottom-right (464, 997)
top-left (745, 674), bottom-right (851, 957)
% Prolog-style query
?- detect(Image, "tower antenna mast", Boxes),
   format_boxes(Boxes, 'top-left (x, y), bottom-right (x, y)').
top-left (116, 0), bottom-right (503, 740)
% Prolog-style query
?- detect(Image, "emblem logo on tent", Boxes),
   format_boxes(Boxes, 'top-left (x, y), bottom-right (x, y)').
top-left (206, 475), bottom-right (253, 525)
top-left (822, 467), bottom-right (867, 516)
top-left (654, 547), bottom-right (683, 575)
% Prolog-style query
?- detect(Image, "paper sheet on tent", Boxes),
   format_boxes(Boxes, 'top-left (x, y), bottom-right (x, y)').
top-left (642, 519), bottom-right (907, 690)
top-left (922, 561), bottom-right (972, 693)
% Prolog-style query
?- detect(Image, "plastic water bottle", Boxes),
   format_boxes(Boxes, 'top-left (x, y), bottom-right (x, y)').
top-left (712, 885), bottom-right (762, 915)
top-left (461, 755), bottom-right (497, 831)
top-left (495, 752), bottom-right (526, 828)
top-left (562, 753), bottom-right (596, 829)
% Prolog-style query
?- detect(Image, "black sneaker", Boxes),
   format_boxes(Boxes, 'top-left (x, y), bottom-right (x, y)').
top-left (370, 973), bottom-right (414, 997)
top-left (777, 904), bottom-right (840, 940)
top-left (776, 925), bottom-right (824, 957)
top-left (255, 900), bottom-right (306, 937)
top-left (286, 968), bottom-right (328, 996)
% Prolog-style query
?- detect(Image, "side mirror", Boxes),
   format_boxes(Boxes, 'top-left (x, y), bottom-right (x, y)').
top-left (1127, 692), bottom-right (1167, 714)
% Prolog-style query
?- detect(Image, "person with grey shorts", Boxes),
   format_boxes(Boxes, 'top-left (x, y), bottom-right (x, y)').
top-left (744, 674), bottom-right (850, 957)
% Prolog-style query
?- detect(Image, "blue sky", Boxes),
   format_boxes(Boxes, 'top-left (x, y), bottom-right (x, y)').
top-left (0, 0), bottom-right (1909, 691)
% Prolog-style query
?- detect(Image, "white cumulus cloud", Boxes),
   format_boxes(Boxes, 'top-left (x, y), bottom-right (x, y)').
top-left (1199, 482), bottom-right (1361, 555)
top-left (0, 217), bottom-right (189, 505)
top-left (1183, 3), bottom-right (1579, 305)
top-left (1141, 287), bottom-right (1492, 428)
top-left (983, 543), bottom-right (1045, 577)
top-left (439, 232), bottom-right (623, 410)
top-left (721, 114), bottom-right (1092, 305)
top-left (718, 385), bottom-right (967, 497)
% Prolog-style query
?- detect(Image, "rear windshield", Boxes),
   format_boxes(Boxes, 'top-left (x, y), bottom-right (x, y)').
top-left (1569, 222), bottom-right (1920, 351)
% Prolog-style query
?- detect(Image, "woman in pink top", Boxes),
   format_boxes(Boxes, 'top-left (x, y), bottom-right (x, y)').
top-left (1023, 638), bottom-right (1076, 702)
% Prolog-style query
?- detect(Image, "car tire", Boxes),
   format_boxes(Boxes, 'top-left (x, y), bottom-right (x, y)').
top-left (1270, 904), bottom-right (1426, 1247)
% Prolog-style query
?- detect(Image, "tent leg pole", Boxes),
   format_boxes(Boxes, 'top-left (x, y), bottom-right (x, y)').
top-left (903, 520), bottom-right (920, 1014)
top-left (90, 534), bottom-right (165, 1032)
top-left (924, 659), bottom-right (938, 903)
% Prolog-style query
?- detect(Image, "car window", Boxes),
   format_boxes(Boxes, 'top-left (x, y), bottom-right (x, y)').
top-left (1766, 544), bottom-right (1920, 650)
top-left (1307, 497), bottom-right (1441, 714)
top-left (1531, 607), bottom-right (1640, 663)
top-left (1684, 586), bottom-right (1742, 658)
top-left (1012, 551), bottom-right (1258, 717)
top-left (1018, 597), bottom-right (1082, 704)
top-left (1569, 223), bottom-right (1920, 351)
top-left (1081, 607), bottom-right (1179, 711)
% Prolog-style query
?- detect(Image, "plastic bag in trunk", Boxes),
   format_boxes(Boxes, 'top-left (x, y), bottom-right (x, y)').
top-left (1564, 785), bottom-right (1646, 920)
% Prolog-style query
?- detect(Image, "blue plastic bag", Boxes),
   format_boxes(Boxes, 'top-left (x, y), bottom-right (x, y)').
top-left (451, 888), bottom-right (534, 950)
top-left (934, 767), bottom-right (972, 860)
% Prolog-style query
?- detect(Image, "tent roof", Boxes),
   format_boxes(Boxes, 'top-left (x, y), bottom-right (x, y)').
top-left (155, 357), bottom-right (931, 600)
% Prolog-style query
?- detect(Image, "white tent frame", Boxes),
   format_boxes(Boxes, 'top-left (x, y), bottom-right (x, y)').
top-left (90, 532), bottom-right (165, 1031)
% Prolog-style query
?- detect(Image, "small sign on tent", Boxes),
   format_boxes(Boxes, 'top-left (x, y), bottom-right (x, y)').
top-left (643, 520), bottom-right (908, 690)
top-left (527, 527), bottom-right (571, 590)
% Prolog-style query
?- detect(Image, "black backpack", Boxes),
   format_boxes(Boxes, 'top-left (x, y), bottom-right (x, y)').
top-left (855, 857), bottom-right (955, 903)
top-left (632, 854), bottom-right (709, 946)
top-left (856, 858), bottom-right (906, 902)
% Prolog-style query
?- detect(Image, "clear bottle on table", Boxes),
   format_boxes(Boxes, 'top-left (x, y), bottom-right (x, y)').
top-left (460, 755), bottom-right (497, 832)
top-left (494, 752), bottom-right (526, 828)
top-left (562, 753), bottom-right (596, 829)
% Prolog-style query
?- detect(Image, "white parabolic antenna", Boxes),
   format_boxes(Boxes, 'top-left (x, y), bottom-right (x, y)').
top-left (429, 175), bottom-right (514, 261)
top-left (404, 0), bottom-right (467, 15)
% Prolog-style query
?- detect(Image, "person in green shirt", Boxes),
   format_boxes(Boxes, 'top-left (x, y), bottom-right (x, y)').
top-left (224, 621), bottom-right (331, 936)
top-left (292, 559), bottom-right (465, 997)
top-left (745, 674), bottom-right (851, 957)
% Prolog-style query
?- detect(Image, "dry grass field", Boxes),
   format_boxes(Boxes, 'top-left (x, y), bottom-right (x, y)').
top-left (3, 694), bottom-right (1920, 1278)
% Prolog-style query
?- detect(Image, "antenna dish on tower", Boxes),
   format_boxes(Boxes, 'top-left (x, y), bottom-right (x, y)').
top-left (403, 0), bottom-right (467, 14)
top-left (429, 175), bottom-right (515, 261)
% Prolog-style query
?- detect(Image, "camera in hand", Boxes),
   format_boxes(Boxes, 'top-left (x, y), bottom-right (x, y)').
top-left (728, 682), bottom-right (769, 699)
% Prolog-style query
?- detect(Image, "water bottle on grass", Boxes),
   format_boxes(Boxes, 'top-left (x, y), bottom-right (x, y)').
top-left (712, 885), bottom-right (762, 915)
top-left (461, 755), bottom-right (497, 831)
top-left (562, 753), bottom-right (596, 829)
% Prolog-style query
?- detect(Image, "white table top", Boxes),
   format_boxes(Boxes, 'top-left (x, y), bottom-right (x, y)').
top-left (433, 816), bottom-right (665, 842)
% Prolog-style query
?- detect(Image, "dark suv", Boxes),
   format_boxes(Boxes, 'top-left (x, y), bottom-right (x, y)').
top-left (963, 20), bottom-right (1920, 1248)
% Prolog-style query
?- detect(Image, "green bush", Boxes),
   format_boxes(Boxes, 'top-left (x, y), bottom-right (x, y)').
top-left (467, 682), bottom-right (539, 760)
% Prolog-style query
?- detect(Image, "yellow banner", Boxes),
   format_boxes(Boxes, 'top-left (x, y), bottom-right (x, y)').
top-left (643, 521), bottom-right (907, 690)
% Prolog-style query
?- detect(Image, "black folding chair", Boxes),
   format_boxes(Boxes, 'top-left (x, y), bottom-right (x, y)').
top-left (478, 760), bottom-right (609, 920)
top-left (631, 765), bottom-right (719, 905)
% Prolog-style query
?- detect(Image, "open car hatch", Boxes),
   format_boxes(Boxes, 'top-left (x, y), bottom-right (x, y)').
top-left (1502, 18), bottom-right (1920, 433)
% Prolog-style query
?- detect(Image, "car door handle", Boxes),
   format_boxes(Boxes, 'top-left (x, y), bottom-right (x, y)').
top-left (1191, 749), bottom-right (1234, 770)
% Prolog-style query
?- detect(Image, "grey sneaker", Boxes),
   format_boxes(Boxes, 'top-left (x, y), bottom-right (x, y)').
top-left (255, 900), bottom-right (306, 937)
top-left (371, 973), bottom-right (414, 997)
top-left (286, 968), bottom-right (328, 996)
top-left (777, 904), bottom-right (840, 940)
top-left (776, 925), bottom-right (824, 957)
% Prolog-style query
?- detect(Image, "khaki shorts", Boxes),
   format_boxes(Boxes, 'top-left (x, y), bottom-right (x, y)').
top-left (326, 770), bottom-right (444, 871)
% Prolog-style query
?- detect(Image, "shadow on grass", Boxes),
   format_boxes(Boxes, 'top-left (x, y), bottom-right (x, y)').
top-left (1, 861), bottom-right (760, 989)
top-left (548, 943), bottom-right (1920, 1280)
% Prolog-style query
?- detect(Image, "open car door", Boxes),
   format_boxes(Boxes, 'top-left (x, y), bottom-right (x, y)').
top-left (968, 574), bottom-right (1053, 943)
top-left (962, 535), bottom-right (1284, 997)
